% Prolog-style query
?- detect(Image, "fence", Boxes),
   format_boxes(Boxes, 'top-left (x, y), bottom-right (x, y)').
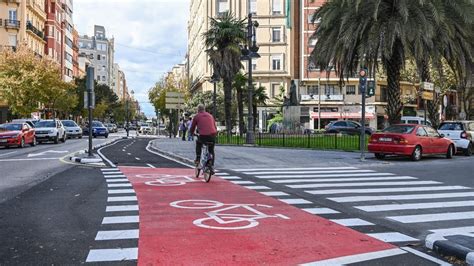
top-left (216, 132), bottom-right (368, 151)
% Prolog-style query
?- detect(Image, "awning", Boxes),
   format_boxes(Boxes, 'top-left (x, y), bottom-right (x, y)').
top-left (310, 112), bottom-right (375, 120)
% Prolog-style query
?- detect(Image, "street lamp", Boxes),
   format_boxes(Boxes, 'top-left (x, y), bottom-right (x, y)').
top-left (210, 71), bottom-right (220, 119)
top-left (126, 90), bottom-right (135, 138)
top-left (241, 12), bottom-right (260, 144)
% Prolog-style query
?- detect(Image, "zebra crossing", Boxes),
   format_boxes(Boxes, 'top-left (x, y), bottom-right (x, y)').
top-left (220, 166), bottom-right (474, 246)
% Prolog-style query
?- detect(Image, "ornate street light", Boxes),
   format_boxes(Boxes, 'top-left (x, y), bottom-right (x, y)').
top-left (210, 71), bottom-right (220, 119)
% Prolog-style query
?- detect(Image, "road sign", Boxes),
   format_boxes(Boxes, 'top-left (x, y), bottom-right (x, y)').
top-left (165, 92), bottom-right (185, 109)
top-left (443, 95), bottom-right (448, 107)
top-left (84, 91), bottom-right (95, 109)
top-left (422, 82), bottom-right (434, 91)
top-left (165, 97), bottom-right (185, 104)
top-left (166, 103), bottom-right (183, 109)
top-left (422, 91), bottom-right (434, 101)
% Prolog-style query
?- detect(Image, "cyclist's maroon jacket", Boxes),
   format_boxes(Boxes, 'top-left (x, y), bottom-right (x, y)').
top-left (190, 111), bottom-right (217, 136)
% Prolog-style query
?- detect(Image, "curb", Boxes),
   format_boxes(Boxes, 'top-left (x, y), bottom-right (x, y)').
top-left (426, 233), bottom-right (474, 265)
top-left (70, 156), bottom-right (103, 163)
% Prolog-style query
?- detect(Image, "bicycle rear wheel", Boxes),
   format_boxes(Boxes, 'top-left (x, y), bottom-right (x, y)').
top-left (203, 169), bottom-right (211, 182)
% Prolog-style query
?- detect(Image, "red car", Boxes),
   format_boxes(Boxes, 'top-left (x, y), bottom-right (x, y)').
top-left (368, 124), bottom-right (455, 161)
top-left (0, 123), bottom-right (36, 148)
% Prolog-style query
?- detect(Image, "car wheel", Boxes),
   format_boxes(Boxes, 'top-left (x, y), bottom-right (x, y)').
top-left (105, 134), bottom-right (108, 138)
top-left (31, 137), bottom-right (37, 147)
top-left (464, 143), bottom-right (472, 156)
top-left (19, 137), bottom-right (25, 148)
top-left (446, 144), bottom-right (454, 159)
top-left (375, 153), bottom-right (385, 160)
top-left (411, 146), bottom-right (422, 161)
top-left (79, 136), bottom-right (82, 139)
top-left (54, 135), bottom-right (59, 144)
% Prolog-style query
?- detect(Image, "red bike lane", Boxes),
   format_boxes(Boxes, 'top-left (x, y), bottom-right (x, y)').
top-left (120, 166), bottom-right (396, 265)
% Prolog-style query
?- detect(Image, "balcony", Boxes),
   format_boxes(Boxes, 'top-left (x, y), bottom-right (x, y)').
top-left (26, 0), bottom-right (47, 20)
top-left (1, 0), bottom-right (20, 3)
top-left (301, 94), bottom-right (344, 102)
top-left (1, 19), bottom-right (21, 29)
top-left (26, 22), bottom-right (44, 40)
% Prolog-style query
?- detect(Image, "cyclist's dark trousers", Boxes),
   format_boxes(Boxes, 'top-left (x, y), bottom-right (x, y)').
top-left (196, 135), bottom-right (216, 165)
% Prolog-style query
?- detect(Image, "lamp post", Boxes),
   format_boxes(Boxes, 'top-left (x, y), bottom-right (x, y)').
top-left (126, 90), bottom-right (135, 138)
top-left (157, 110), bottom-right (161, 136)
top-left (210, 71), bottom-right (220, 119)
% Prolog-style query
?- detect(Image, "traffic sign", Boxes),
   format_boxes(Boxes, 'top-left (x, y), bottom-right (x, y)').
top-left (165, 91), bottom-right (185, 109)
top-left (166, 97), bottom-right (185, 104)
top-left (422, 91), bottom-right (434, 101)
top-left (422, 82), bottom-right (434, 91)
top-left (166, 103), bottom-right (183, 109)
top-left (166, 92), bottom-right (184, 98)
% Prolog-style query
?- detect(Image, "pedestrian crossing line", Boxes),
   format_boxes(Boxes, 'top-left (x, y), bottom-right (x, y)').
top-left (107, 183), bottom-right (133, 188)
top-left (102, 216), bottom-right (139, 224)
top-left (107, 196), bottom-right (138, 202)
top-left (231, 180), bottom-right (255, 185)
top-left (306, 186), bottom-right (469, 195)
top-left (86, 248), bottom-right (138, 262)
top-left (261, 191), bottom-right (290, 196)
top-left (278, 198), bottom-right (312, 205)
top-left (257, 173), bottom-right (395, 179)
top-left (103, 175), bottom-right (126, 178)
top-left (355, 200), bottom-right (474, 212)
top-left (244, 170), bottom-right (375, 175)
top-left (95, 229), bottom-right (139, 240)
top-left (243, 185), bottom-right (271, 190)
top-left (302, 207), bottom-right (340, 214)
top-left (289, 181), bottom-right (441, 189)
top-left (367, 232), bottom-right (418, 243)
top-left (388, 211), bottom-right (474, 224)
top-left (106, 205), bottom-right (139, 212)
top-left (232, 167), bottom-right (358, 172)
top-left (330, 218), bottom-right (374, 227)
top-left (329, 192), bottom-right (474, 203)
top-left (301, 248), bottom-right (406, 265)
top-left (429, 226), bottom-right (474, 235)
top-left (219, 176), bottom-right (241, 180)
top-left (271, 176), bottom-right (417, 184)
top-left (105, 179), bottom-right (129, 183)
top-left (108, 189), bottom-right (135, 194)
top-left (215, 172), bottom-right (229, 176)
top-left (101, 168), bottom-right (118, 171)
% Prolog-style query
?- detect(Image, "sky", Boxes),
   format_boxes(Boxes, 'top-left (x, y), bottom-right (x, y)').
top-left (73, 0), bottom-right (190, 118)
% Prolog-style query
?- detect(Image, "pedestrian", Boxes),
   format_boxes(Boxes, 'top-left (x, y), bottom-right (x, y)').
top-left (187, 117), bottom-right (193, 141)
top-left (180, 119), bottom-right (187, 141)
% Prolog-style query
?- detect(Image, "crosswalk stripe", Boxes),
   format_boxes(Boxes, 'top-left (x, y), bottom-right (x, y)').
top-left (289, 181), bottom-right (440, 189)
top-left (302, 248), bottom-right (406, 265)
top-left (302, 208), bottom-right (340, 214)
top-left (86, 248), bottom-right (138, 262)
top-left (219, 176), bottom-right (241, 180)
top-left (261, 191), bottom-right (289, 196)
top-left (103, 175), bottom-right (126, 178)
top-left (244, 185), bottom-right (271, 190)
top-left (329, 192), bottom-right (474, 203)
top-left (106, 179), bottom-right (129, 183)
top-left (429, 226), bottom-right (474, 235)
top-left (278, 198), bottom-right (312, 204)
top-left (271, 176), bottom-right (417, 184)
top-left (367, 232), bottom-right (418, 242)
top-left (106, 205), bottom-right (139, 212)
top-left (95, 229), bottom-right (139, 240)
top-left (231, 180), bottom-right (255, 185)
top-left (101, 168), bottom-right (118, 171)
top-left (330, 218), bottom-right (374, 227)
top-left (388, 211), bottom-right (474, 223)
top-left (232, 167), bottom-right (358, 171)
top-left (108, 189), bottom-right (135, 194)
top-left (107, 196), bottom-right (137, 202)
top-left (216, 172), bottom-right (229, 176)
top-left (257, 173), bottom-right (395, 179)
top-left (102, 216), bottom-right (139, 224)
top-left (107, 183), bottom-right (133, 188)
top-left (306, 186), bottom-right (469, 195)
top-left (356, 200), bottom-right (474, 212)
top-left (244, 170), bottom-right (374, 175)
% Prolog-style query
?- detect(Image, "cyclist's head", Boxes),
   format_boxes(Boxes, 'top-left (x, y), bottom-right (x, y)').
top-left (197, 104), bottom-right (205, 113)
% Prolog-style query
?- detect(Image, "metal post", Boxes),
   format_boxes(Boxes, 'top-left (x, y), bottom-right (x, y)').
top-left (318, 73), bottom-right (321, 131)
top-left (360, 68), bottom-right (367, 161)
top-left (424, 99), bottom-right (427, 125)
top-left (86, 66), bottom-right (94, 157)
top-left (213, 81), bottom-right (217, 118)
top-left (246, 13), bottom-right (255, 145)
top-left (126, 99), bottom-right (129, 138)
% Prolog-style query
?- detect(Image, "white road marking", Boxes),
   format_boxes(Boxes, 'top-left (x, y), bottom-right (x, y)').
top-left (95, 229), bottom-right (139, 240)
top-left (106, 205), bottom-right (139, 212)
top-left (215, 172), bottom-right (229, 175)
top-left (27, 150), bottom-right (68, 157)
top-left (258, 173), bottom-right (395, 179)
top-left (302, 208), bottom-right (340, 214)
top-left (127, 153), bottom-right (131, 155)
top-left (0, 158), bottom-right (58, 162)
top-left (231, 180), bottom-right (255, 185)
top-left (367, 232), bottom-right (418, 242)
top-left (271, 176), bottom-right (417, 184)
top-left (278, 198), bottom-right (312, 204)
top-left (86, 248), bottom-right (138, 262)
top-left (0, 151), bottom-right (18, 157)
top-left (103, 175), bottom-right (126, 178)
top-left (356, 200), bottom-right (474, 212)
top-left (232, 167), bottom-right (358, 171)
top-left (400, 247), bottom-right (451, 266)
top-left (245, 170), bottom-right (375, 175)
top-left (302, 248), bottom-right (406, 265)
top-left (101, 168), bottom-right (118, 171)
top-left (330, 218), bottom-right (374, 227)
top-left (388, 211), bottom-right (474, 223)
top-left (107, 196), bottom-right (137, 202)
top-left (135, 157), bottom-right (140, 161)
top-left (306, 186), bottom-right (469, 195)
top-left (146, 163), bottom-right (155, 168)
top-left (105, 179), bottom-right (129, 183)
top-left (261, 191), bottom-right (289, 196)
top-left (102, 216), bottom-right (139, 224)
top-left (108, 189), bottom-right (135, 194)
top-left (244, 185), bottom-right (271, 190)
top-left (219, 176), bottom-right (241, 180)
top-left (289, 181), bottom-right (440, 189)
top-left (429, 226), bottom-right (474, 235)
top-left (329, 192), bottom-right (474, 203)
top-left (107, 183), bottom-right (132, 188)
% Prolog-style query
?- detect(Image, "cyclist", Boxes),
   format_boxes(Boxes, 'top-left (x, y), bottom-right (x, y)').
top-left (190, 104), bottom-right (217, 167)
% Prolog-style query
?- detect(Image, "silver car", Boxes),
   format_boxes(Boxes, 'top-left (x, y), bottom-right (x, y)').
top-left (61, 120), bottom-right (83, 139)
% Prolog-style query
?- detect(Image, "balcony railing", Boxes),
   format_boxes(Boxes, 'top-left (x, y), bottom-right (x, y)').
top-left (26, 22), bottom-right (44, 39)
top-left (1, 19), bottom-right (21, 29)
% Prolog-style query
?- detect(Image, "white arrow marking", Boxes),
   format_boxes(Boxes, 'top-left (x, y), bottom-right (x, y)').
top-left (28, 150), bottom-right (69, 157)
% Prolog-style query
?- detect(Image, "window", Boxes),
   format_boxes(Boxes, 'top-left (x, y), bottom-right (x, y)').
top-left (102, 76), bottom-right (106, 81)
top-left (380, 86), bottom-right (387, 101)
top-left (217, 0), bottom-right (229, 16)
top-left (308, 61), bottom-right (318, 71)
top-left (333, 121), bottom-right (346, 127)
top-left (8, 35), bottom-right (17, 46)
top-left (97, 54), bottom-right (100, 60)
top-left (416, 127), bottom-right (428, 136)
top-left (102, 65), bottom-right (106, 71)
top-left (48, 26), bottom-right (54, 37)
top-left (272, 27), bottom-right (281, 42)
top-left (271, 84), bottom-right (280, 98)
top-left (250, 0), bottom-right (257, 15)
top-left (272, 0), bottom-right (282, 15)
top-left (251, 58), bottom-right (257, 71)
top-left (424, 126), bottom-right (439, 137)
top-left (309, 37), bottom-right (317, 47)
top-left (9, 9), bottom-right (17, 21)
top-left (346, 85), bottom-right (356, 95)
top-left (102, 55), bottom-right (106, 60)
top-left (324, 85), bottom-right (335, 95)
top-left (308, 12), bottom-right (316, 23)
top-left (97, 75), bottom-right (100, 80)
top-left (271, 54), bottom-right (282, 71)
top-left (65, 37), bottom-right (73, 48)
top-left (65, 52), bottom-right (72, 63)
top-left (307, 85), bottom-right (318, 95)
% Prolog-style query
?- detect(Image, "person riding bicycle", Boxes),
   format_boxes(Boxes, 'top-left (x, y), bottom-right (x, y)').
top-left (190, 104), bottom-right (217, 167)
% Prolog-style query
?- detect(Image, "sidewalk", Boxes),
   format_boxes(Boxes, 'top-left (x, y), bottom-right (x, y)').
top-left (150, 137), bottom-right (389, 169)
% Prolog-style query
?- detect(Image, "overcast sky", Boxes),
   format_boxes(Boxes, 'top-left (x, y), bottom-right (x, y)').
top-left (74, 0), bottom-right (190, 118)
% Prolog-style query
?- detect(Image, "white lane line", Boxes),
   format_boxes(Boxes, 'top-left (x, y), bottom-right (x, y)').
top-left (244, 185), bottom-right (270, 190)
top-left (107, 196), bottom-right (137, 202)
top-left (0, 151), bottom-right (18, 157)
top-left (261, 191), bottom-right (289, 196)
top-left (0, 158), bottom-right (58, 162)
top-left (245, 170), bottom-right (375, 175)
top-left (86, 248), bottom-right (138, 262)
top-left (108, 189), bottom-right (135, 194)
top-left (107, 183), bottom-right (132, 188)
top-left (356, 200), bottom-right (474, 212)
top-left (367, 232), bottom-right (418, 242)
top-left (103, 174), bottom-right (125, 178)
top-left (215, 172), bottom-right (229, 175)
top-left (101, 168), bottom-right (118, 171)
top-left (329, 192), bottom-right (474, 203)
top-left (429, 226), bottom-right (474, 235)
top-left (231, 180), bottom-right (255, 185)
top-left (330, 218), bottom-right (374, 227)
top-left (289, 181), bottom-right (440, 189)
top-left (122, 149), bottom-right (126, 152)
top-left (219, 176), bottom-right (241, 180)
top-left (271, 176), bottom-right (417, 184)
top-left (302, 208), bottom-right (340, 214)
top-left (232, 167), bottom-right (358, 171)
top-left (95, 229), bottom-right (139, 240)
top-left (306, 186), bottom-right (469, 195)
top-left (135, 157), bottom-right (140, 161)
top-left (258, 173), bottom-right (395, 179)
top-left (301, 248), bottom-right (406, 265)
top-left (401, 247), bottom-right (451, 266)
top-left (279, 198), bottom-right (312, 204)
top-left (102, 216), bottom-right (139, 224)
top-left (127, 153), bottom-right (131, 155)
top-left (146, 163), bottom-right (155, 168)
top-left (388, 211), bottom-right (474, 223)
top-left (106, 205), bottom-right (139, 212)
top-left (105, 179), bottom-right (129, 183)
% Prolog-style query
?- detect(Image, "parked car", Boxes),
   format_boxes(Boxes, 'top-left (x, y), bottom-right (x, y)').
top-left (34, 120), bottom-right (67, 144)
top-left (325, 120), bottom-right (374, 135)
top-left (368, 124), bottom-right (455, 161)
top-left (105, 123), bottom-right (117, 133)
top-left (138, 124), bottom-right (152, 135)
top-left (400, 116), bottom-right (432, 126)
top-left (438, 121), bottom-right (474, 156)
top-left (0, 123), bottom-right (36, 148)
top-left (61, 120), bottom-right (83, 139)
top-left (83, 121), bottom-right (109, 138)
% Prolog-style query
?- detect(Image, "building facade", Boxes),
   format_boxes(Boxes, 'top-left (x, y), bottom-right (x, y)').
top-left (111, 63), bottom-right (127, 101)
top-left (44, 0), bottom-right (64, 76)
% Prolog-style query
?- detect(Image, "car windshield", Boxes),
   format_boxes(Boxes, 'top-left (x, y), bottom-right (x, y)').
top-left (61, 120), bottom-right (77, 127)
top-left (382, 125), bottom-right (416, 134)
top-left (35, 121), bottom-right (56, 128)
top-left (92, 122), bottom-right (104, 127)
top-left (0, 124), bottom-right (22, 131)
top-left (439, 123), bottom-right (463, 131)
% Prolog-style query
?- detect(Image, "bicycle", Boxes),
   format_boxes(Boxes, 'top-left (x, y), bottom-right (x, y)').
top-left (195, 140), bottom-right (214, 183)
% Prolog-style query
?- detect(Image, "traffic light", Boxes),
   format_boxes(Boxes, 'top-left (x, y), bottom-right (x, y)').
top-left (359, 68), bottom-right (367, 95)
top-left (367, 81), bottom-right (375, 97)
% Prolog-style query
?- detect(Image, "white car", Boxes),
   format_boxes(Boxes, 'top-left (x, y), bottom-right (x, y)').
top-left (34, 120), bottom-right (67, 144)
top-left (401, 116), bottom-right (432, 126)
top-left (139, 125), bottom-right (152, 135)
top-left (438, 121), bottom-right (474, 156)
top-left (61, 120), bottom-right (82, 139)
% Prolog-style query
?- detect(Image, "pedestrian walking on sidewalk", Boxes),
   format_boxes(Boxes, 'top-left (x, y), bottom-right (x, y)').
top-left (180, 119), bottom-right (187, 141)
top-left (187, 117), bottom-right (193, 141)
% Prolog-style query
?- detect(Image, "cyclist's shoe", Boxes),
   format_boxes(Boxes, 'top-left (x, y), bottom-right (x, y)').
top-left (194, 159), bottom-right (200, 166)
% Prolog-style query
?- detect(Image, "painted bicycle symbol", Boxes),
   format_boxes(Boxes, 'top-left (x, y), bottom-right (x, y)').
top-left (134, 174), bottom-right (199, 186)
top-left (170, 200), bottom-right (290, 230)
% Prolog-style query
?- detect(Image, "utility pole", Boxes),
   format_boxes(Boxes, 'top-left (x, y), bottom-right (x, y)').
top-left (246, 12), bottom-right (255, 145)
top-left (359, 68), bottom-right (368, 161)
top-left (86, 66), bottom-right (95, 157)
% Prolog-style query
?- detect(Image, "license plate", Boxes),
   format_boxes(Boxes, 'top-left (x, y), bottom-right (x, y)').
top-left (0, 139), bottom-right (7, 143)
top-left (379, 137), bottom-right (392, 142)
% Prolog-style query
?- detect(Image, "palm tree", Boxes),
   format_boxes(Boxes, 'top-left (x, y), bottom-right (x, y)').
top-left (310, 0), bottom-right (474, 125)
top-left (233, 73), bottom-right (247, 136)
top-left (203, 12), bottom-right (246, 134)
top-left (252, 85), bottom-right (269, 132)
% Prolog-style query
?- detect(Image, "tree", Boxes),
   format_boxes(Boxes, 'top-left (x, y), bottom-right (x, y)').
top-left (203, 12), bottom-right (246, 134)
top-left (233, 73), bottom-right (247, 135)
top-left (310, 0), bottom-right (474, 125)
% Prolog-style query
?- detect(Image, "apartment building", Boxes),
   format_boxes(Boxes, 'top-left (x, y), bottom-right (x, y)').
top-left (44, 0), bottom-right (64, 76)
top-left (111, 63), bottom-right (127, 101)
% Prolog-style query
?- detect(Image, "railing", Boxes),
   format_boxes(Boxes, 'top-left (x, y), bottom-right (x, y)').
top-left (2, 19), bottom-right (20, 29)
top-left (26, 22), bottom-right (44, 39)
top-left (217, 132), bottom-right (368, 151)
